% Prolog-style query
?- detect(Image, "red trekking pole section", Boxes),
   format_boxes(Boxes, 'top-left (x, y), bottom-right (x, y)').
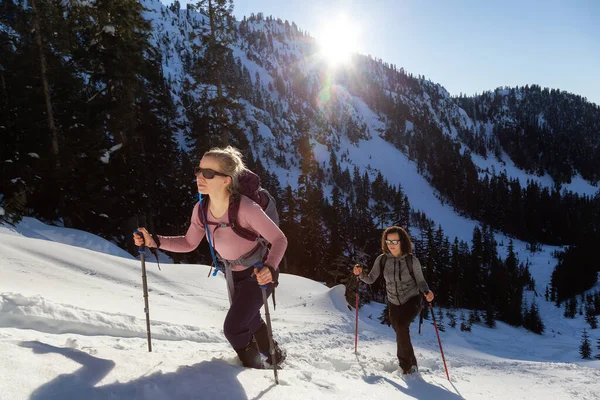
top-left (430, 302), bottom-right (450, 381)
top-left (354, 276), bottom-right (359, 354)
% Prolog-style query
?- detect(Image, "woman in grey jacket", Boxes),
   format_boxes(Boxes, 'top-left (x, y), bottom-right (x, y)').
top-left (353, 226), bottom-right (434, 375)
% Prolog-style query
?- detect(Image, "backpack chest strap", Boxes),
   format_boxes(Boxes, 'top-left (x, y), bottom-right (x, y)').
top-left (203, 219), bottom-right (230, 227)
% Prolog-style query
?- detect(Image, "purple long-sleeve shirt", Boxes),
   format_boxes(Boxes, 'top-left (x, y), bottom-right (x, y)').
top-left (150, 195), bottom-right (287, 271)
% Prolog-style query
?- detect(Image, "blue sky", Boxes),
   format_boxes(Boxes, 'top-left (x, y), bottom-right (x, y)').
top-left (166, 0), bottom-right (600, 106)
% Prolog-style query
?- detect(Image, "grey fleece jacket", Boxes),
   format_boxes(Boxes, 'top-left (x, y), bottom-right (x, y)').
top-left (359, 253), bottom-right (430, 306)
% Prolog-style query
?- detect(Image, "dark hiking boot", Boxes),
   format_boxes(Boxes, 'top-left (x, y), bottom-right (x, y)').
top-left (254, 322), bottom-right (287, 366)
top-left (265, 346), bottom-right (287, 367)
top-left (403, 365), bottom-right (419, 375)
top-left (234, 338), bottom-right (264, 369)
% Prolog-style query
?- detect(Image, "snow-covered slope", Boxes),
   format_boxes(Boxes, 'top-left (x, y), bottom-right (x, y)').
top-left (1, 221), bottom-right (599, 399)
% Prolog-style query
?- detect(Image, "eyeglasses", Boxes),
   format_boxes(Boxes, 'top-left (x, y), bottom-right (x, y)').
top-left (193, 167), bottom-right (229, 179)
top-left (385, 240), bottom-right (400, 245)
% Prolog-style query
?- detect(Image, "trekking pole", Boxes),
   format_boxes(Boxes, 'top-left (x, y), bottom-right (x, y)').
top-left (134, 230), bottom-right (152, 352)
top-left (354, 275), bottom-right (360, 354)
top-left (429, 302), bottom-right (449, 380)
top-left (418, 304), bottom-right (424, 335)
top-left (256, 264), bottom-right (278, 385)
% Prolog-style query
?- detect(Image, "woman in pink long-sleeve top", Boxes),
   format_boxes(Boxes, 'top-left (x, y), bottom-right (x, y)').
top-left (134, 146), bottom-right (288, 369)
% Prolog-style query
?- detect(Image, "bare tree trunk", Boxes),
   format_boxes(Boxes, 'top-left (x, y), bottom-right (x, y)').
top-left (0, 67), bottom-right (6, 106)
top-left (207, 0), bottom-right (227, 146)
top-left (217, 73), bottom-right (226, 146)
top-left (31, 0), bottom-right (70, 226)
top-left (121, 84), bottom-right (136, 154)
top-left (32, 0), bottom-right (59, 161)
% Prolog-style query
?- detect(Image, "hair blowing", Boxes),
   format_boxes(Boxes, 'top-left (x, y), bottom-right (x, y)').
top-left (203, 146), bottom-right (247, 195)
top-left (381, 226), bottom-right (413, 255)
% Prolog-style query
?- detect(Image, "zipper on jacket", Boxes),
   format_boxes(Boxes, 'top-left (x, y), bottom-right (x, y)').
top-left (393, 258), bottom-right (400, 302)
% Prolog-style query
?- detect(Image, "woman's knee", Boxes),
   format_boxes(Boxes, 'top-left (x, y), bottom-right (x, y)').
top-left (223, 315), bottom-right (235, 341)
top-left (223, 311), bottom-right (246, 342)
top-left (395, 321), bottom-right (411, 332)
top-left (223, 311), bottom-right (261, 344)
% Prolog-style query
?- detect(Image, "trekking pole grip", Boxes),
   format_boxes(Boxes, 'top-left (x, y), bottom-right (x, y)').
top-left (133, 229), bottom-right (145, 253)
top-left (254, 263), bottom-right (268, 289)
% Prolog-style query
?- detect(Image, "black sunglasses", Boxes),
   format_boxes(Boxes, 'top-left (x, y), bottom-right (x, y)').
top-left (385, 239), bottom-right (400, 245)
top-left (193, 167), bottom-right (228, 179)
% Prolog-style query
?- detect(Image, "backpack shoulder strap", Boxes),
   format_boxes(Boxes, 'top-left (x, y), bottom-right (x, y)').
top-left (198, 194), bottom-right (261, 242)
top-left (380, 254), bottom-right (419, 286)
top-left (198, 196), bottom-right (229, 230)
top-left (229, 194), bottom-right (260, 242)
top-left (406, 254), bottom-right (417, 284)
top-left (379, 254), bottom-right (387, 270)
top-left (198, 196), bottom-right (209, 226)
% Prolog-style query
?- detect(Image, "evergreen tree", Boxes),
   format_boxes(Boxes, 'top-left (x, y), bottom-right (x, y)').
top-left (585, 293), bottom-right (594, 308)
top-left (278, 185), bottom-right (298, 274)
top-left (379, 303), bottom-right (391, 326)
top-left (580, 329), bottom-right (592, 359)
top-left (323, 186), bottom-right (348, 285)
top-left (329, 150), bottom-right (340, 184)
top-left (485, 305), bottom-right (496, 328)
top-left (449, 238), bottom-right (463, 308)
top-left (78, 0), bottom-right (174, 247)
top-left (192, 0), bottom-right (237, 146)
top-left (391, 187), bottom-right (409, 229)
top-left (447, 309), bottom-right (457, 328)
top-left (564, 297), bottom-right (578, 319)
top-left (1, 0), bottom-right (103, 226)
top-left (422, 302), bottom-right (430, 320)
top-left (0, 0), bottom-right (52, 222)
top-left (464, 226), bottom-right (483, 309)
top-left (585, 305), bottom-right (598, 329)
top-left (468, 310), bottom-right (478, 325)
top-left (295, 173), bottom-right (329, 281)
top-left (460, 318), bottom-right (472, 332)
top-left (551, 239), bottom-right (599, 302)
top-left (0, 0), bottom-right (184, 249)
top-left (431, 233), bottom-right (451, 305)
top-left (459, 311), bottom-right (471, 331)
top-left (524, 302), bottom-right (545, 334)
top-left (30, 0), bottom-right (65, 224)
top-left (496, 240), bottom-right (523, 326)
top-left (436, 308), bottom-right (446, 332)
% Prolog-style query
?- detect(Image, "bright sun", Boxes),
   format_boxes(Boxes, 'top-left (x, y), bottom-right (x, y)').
top-left (317, 17), bottom-right (359, 68)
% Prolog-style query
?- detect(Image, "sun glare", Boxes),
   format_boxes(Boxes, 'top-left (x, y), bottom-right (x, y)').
top-left (317, 17), bottom-right (359, 68)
